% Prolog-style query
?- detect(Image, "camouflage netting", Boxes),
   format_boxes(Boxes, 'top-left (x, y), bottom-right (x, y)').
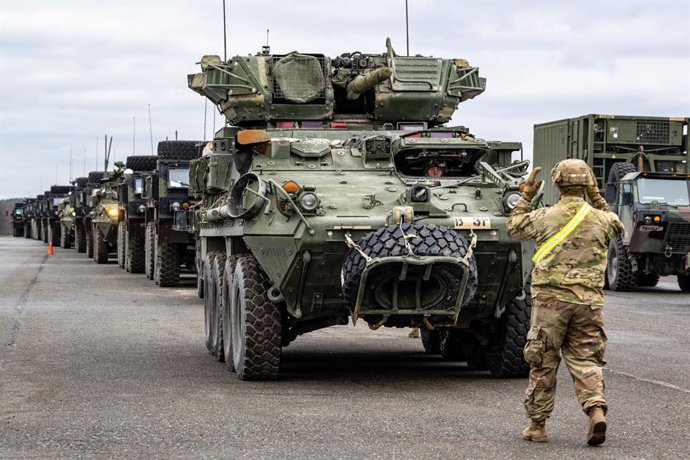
top-left (273, 53), bottom-right (325, 103)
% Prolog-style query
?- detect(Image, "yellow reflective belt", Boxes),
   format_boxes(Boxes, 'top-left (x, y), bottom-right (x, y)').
top-left (532, 203), bottom-right (592, 263)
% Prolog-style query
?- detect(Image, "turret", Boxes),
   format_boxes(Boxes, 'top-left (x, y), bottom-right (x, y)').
top-left (188, 38), bottom-right (485, 129)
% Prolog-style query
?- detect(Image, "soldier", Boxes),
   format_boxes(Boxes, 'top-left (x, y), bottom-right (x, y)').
top-left (507, 159), bottom-right (624, 446)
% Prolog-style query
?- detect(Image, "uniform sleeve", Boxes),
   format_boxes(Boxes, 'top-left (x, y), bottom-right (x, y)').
top-left (507, 196), bottom-right (542, 241)
top-left (608, 214), bottom-right (625, 239)
top-left (590, 195), bottom-right (612, 212)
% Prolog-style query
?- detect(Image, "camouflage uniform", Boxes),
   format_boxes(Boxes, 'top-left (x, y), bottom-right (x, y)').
top-left (508, 193), bottom-right (624, 421)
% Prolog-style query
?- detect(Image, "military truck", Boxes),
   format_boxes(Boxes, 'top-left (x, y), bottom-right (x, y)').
top-left (187, 39), bottom-right (532, 380)
top-left (117, 155), bottom-right (158, 272)
top-left (143, 142), bottom-right (202, 286)
top-left (59, 177), bottom-right (89, 251)
top-left (89, 166), bottom-right (126, 263)
top-left (533, 115), bottom-right (690, 291)
top-left (82, 171), bottom-right (106, 258)
top-left (21, 198), bottom-right (35, 238)
top-left (10, 202), bottom-right (26, 237)
top-left (30, 194), bottom-right (44, 240)
top-left (41, 185), bottom-right (73, 247)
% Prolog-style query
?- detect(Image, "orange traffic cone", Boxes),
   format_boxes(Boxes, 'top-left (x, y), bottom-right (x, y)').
top-left (48, 244), bottom-right (54, 256)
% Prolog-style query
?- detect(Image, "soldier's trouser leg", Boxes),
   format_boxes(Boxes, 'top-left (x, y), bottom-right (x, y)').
top-left (523, 299), bottom-right (571, 421)
top-left (562, 304), bottom-right (607, 414)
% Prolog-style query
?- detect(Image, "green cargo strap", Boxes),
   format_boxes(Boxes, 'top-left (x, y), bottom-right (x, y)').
top-left (532, 203), bottom-right (592, 264)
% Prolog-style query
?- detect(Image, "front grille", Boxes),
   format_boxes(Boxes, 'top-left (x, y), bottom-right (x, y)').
top-left (636, 121), bottom-right (670, 144)
top-left (666, 222), bottom-right (690, 253)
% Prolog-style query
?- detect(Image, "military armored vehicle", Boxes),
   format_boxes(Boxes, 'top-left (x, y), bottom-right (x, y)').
top-left (142, 141), bottom-right (202, 286)
top-left (89, 166), bottom-right (124, 263)
top-left (533, 115), bottom-right (690, 291)
top-left (30, 194), bottom-right (44, 240)
top-left (116, 155), bottom-right (158, 272)
top-left (83, 171), bottom-right (106, 258)
top-left (187, 39), bottom-right (532, 380)
top-left (10, 202), bottom-right (26, 237)
top-left (59, 177), bottom-right (89, 251)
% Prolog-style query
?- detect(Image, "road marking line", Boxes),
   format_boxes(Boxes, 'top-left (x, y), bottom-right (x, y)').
top-left (606, 368), bottom-right (690, 394)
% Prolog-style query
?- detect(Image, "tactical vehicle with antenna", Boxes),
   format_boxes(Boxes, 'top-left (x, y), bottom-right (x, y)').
top-left (58, 177), bottom-right (89, 250)
top-left (41, 185), bottom-right (73, 247)
top-left (10, 201), bottom-right (26, 237)
top-left (89, 164), bottom-right (125, 264)
top-left (188, 38), bottom-right (532, 380)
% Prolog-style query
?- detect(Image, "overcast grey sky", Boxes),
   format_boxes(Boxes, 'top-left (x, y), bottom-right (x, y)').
top-left (1, 0), bottom-right (688, 198)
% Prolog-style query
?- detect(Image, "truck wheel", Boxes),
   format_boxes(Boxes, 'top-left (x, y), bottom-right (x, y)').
top-left (125, 155), bottom-right (158, 172)
top-left (24, 223), bottom-right (31, 238)
top-left (439, 330), bottom-right (465, 361)
top-left (420, 328), bottom-right (440, 354)
top-left (117, 222), bottom-right (126, 269)
top-left (157, 140), bottom-right (203, 160)
top-left (485, 279), bottom-right (531, 378)
top-left (157, 238), bottom-right (180, 287)
top-left (222, 255), bottom-right (239, 371)
top-left (678, 273), bottom-right (690, 292)
top-left (607, 235), bottom-right (633, 291)
top-left (60, 224), bottom-right (70, 249)
top-left (93, 225), bottom-right (108, 264)
top-left (75, 222), bottom-right (86, 253)
top-left (636, 272), bottom-right (660, 287)
top-left (608, 162), bottom-right (637, 185)
top-left (126, 229), bottom-right (145, 273)
top-left (85, 226), bottom-right (94, 258)
top-left (50, 222), bottom-right (60, 247)
top-left (230, 255), bottom-right (281, 380)
top-left (42, 222), bottom-right (49, 243)
top-left (203, 251), bottom-right (221, 353)
top-left (196, 241), bottom-right (205, 299)
top-left (213, 253), bottom-right (227, 362)
top-left (145, 222), bottom-right (155, 279)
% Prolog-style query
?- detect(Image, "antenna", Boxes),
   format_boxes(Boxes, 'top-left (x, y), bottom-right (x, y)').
top-left (69, 144), bottom-right (72, 181)
top-left (96, 136), bottom-right (99, 170)
top-left (83, 146), bottom-right (86, 176)
top-left (263, 29), bottom-right (270, 55)
top-left (405, 0), bottom-right (409, 56)
top-left (148, 103), bottom-right (154, 155)
top-left (104, 134), bottom-right (113, 172)
top-left (223, 0), bottom-right (227, 61)
top-left (133, 116), bottom-right (136, 155)
top-left (203, 99), bottom-right (208, 141)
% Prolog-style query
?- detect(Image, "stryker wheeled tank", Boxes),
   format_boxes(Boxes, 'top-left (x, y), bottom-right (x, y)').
top-left (187, 38), bottom-right (533, 380)
top-left (89, 164), bottom-right (125, 263)
top-left (59, 177), bottom-right (89, 250)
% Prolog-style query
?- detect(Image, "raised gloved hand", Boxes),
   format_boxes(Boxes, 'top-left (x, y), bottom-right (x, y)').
top-left (586, 171), bottom-right (608, 208)
top-left (520, 167), bottom-right (542, 201)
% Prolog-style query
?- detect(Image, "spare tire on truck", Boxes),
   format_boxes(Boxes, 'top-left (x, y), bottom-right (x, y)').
top-left (157, 141), bottom-right (204, 160)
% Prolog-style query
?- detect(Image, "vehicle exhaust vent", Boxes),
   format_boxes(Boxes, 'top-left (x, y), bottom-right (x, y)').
top-left (636, 121), bottom-right (670, 144)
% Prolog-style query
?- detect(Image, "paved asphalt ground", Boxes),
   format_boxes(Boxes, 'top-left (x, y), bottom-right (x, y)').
top-left (1, 236), bottom-right (688, 459)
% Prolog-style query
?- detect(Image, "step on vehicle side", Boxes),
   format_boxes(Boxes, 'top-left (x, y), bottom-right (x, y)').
top-left (144, 142), bottom-right (202, 286)
top-left (117, 155), bottom-right (158, 273)
top-left (187, 39), bottom-right (533, 380)
top-left (533, 114), bottom-right (690, 291)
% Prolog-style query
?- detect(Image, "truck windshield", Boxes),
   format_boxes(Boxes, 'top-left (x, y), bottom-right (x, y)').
top-left (168, 168), bottom-right (190, 188)
top-left (636, 178), bottom-right (689, 206)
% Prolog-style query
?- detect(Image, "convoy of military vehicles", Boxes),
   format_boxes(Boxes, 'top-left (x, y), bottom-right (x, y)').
top-left (7, 39), bottom-right (689, 381)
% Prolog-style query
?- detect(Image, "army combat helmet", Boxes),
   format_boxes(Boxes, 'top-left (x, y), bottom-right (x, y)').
top-left (550, 159), bottom-right (595, 187)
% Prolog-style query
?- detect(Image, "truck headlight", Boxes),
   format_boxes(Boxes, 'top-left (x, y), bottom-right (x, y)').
top-left (138, 205), bottom-right (146, 213)
top-left (299, 192), bottom-right (319, 212)
top-left (106, 207), bottom-right (119, 218)
top-left (172, 201), bottom-right (181, 211)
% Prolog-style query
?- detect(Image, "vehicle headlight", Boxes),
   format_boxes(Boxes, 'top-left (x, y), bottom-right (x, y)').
top-left (504, 192), bottom-right (521, 211)
top-left (106, 207), bottom-right (119, 218)
top-left (70, 210), bottom-right (76, 216)
top-left (298, 192), bottom-right (319, 212)
top-left (172, 201), bottom-right (181, 211)
top-left (138, 204), bottom-right (146, 213)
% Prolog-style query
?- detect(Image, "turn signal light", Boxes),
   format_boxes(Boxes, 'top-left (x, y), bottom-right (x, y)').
top-left (653, 215), bottom-right (661, 223)
top-left (283, 181), bottom-right (300, 194)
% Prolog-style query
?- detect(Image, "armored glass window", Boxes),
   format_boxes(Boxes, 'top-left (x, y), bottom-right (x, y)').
top-left (134, 178), bottom-right (144, 195)
top-left (168, 168), bottom-right (190, 189)
top-left (636, 178), bottom-right (689, 206)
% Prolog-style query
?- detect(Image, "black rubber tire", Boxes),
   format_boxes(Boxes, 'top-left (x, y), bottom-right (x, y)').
top-left (117, 222), bottom-right (126, 269)
top-left (341, 223), bottom-right (478, 316)
top-left (60, 224), bottom-right (70, 249)
top-left (607, 235), bottom-right (633, 291)
top-left (24, 223), bottom-right (31, 238)
top-left (145, 222), bottom-right (155, 280)
top-left (88, 171), bottom-right (105, 184)
top-left (157, 140), bottom-right (203, 160)
top-left (93, 224), bottom-right (109, 264)
top-left (85, 225), bottom-right (94, 258)
top-left (203, 252), bottom-right (221, 353)
top-left (222, 255), bottom-right (239, 371)
top-left (156, 237), bottom-right (180, 287)
top-left (678, 273), bottom-right (690, 292)
top-left (13, 226), bottom-right (22, 237)
top-left (125, 155), bottom-right (158, 172)
top-left (74, 177), bottom-right (89, 188)
top-left (75, 222), bottom-right (86, 253)
top-left (42, 221), bottom-right (49, 243)
top-left (126, 228), bottom-right (145, 273)
top-left (636, 272), bottom-right (660, 287)
top-left (49, 222), bottom-right (60, 247)
top-left (608, 162), bottom-right (637, 186)
top-left (484, 279), bottom-right (532, 378)
top-left (420, 328), bottom-right (440, 354)
top-left (438, 330), bottom-right (465, 361)
top-left (50, 185), bottom-right (72, 194)
top-left (230, 255), bottom-right (282, 380)
top-left (213, 253), bottom-right (227, 362)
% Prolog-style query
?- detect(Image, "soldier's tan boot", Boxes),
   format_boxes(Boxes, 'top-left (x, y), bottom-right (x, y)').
top-left (522, 420), bottom-right (548, 442)
top-left (587, 407), bottom-right (607, 446)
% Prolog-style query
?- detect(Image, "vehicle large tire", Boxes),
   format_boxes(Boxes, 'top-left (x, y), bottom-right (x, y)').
top-left (420, 328), bottom-right (440, 354)
top-left (85, 225), bottom-right (94, 258)
top-left (678, 273), bottom-right (690, 293)
top-left (341, 223), bottom-right (478, 316)
top-left (60, 224), bottom-right (70, 249)
top-left (607, 235), bottom-right (633, 291)
top-left (438, 330), bottom-right (465, 361)
top-left (126, 228), bottom-right (145, 273)
top-left (203, 251), bottom-right (221, 353)
top-left (50, 185), bottom-right (72, 194)
top-left (607, 162), bottom-right (637, 185)
top-left (145, 222), bottom-right (155, 279)
top-left (75, 222), bottom-right (86, 253)
top-left (125, 155), bottom-right (158, 172)
top-left (74, 177), bottom-right (89, 188)
top-left (230, 255), bottom-right (282, 380)
top-left (88, 171), bottom-right (105, 184)
top-left (156, 237), bottom-right (180, 287)
top-left (636, 272), bottom-right (660, 287)
top-left (13, 226), bottom-right (22, 237)
top-left (49, 222), bottom-right (60, 247)
top-left (93, 225), bottom-right (109, 264)
top-left (485, 279), bottom-right (532, 378)
top-left (210, 253), bottom-right (227, 362)
top-left (24, 223), bottom-right (31, 238)
top-left (222, 255), bottom-right (239, 371)
top-left (117, 222), bottom-right (126, 269)
top-left (42, 221), bottom-right (48, 243)
top-left (196, 240), bottom-right (205, 299)
top-left (157, 140), bottom-right (203, 160)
